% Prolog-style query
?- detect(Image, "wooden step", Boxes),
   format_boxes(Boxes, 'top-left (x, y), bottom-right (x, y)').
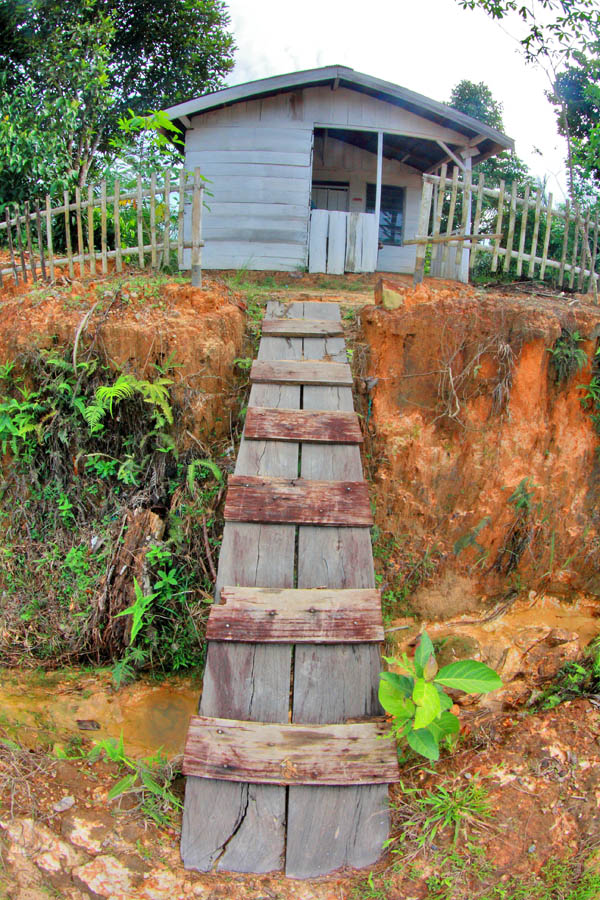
top-left (207, 587), bottom-right (384, 643)
top-left (262, 318), bottom-right (344, 337)
top-left (244, 407), bottom-right (362, 444)
top-left (224, 475), bottom-right (373, 526)
top-left (250, 360), bottom-right (353, 387)
top-left (183, 717), bottom-right (399, 785)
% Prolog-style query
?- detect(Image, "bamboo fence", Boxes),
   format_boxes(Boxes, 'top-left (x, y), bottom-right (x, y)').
top-left (413, 165), bottom-right (599, 295)
top-left (0, 169), bottom-right (204, 289)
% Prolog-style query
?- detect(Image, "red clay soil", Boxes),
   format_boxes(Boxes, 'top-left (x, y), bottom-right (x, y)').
top-left (0, 271), bottom-right (246, 439)
top-left (361, 282), bottom-right (600, 611)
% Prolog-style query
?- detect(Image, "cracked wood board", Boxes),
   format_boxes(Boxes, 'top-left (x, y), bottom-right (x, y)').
top-left (250, 359), bottom-right (353, 387)
top-left (183, 717), bottom-right (399, 784)
top-left (224, 475), bottom-right (372, 526)
top-left (207, 587), bottom-right (384, 643)
top-left (286, 302), bottom-right (390, 879)
top-left (181, 301), bottom-right (303, 874)
top-left (244, 407), bottom-right (363, 444)
top-left (261, 317), bottom-right (344, 337)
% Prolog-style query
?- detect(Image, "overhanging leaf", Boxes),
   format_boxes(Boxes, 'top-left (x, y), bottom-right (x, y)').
top-left (414, 631), bottom-right (434, 676)
top-left (406, 727), bottom-right (439, 761)
top-left (379, 678), bottom-right (416, 721)
top-left (412, 680), bottom-right (441, 729)
top-left (435, 660), bottom-right (503, 694)
top-left (379, 671), bottom-right (414, 698)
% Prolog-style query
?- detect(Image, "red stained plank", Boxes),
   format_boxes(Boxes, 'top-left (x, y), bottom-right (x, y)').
top-left (244, 407), bottom-right (362, 444)
top-left (262, 318), bottom-right (344, 337)
top-left (207, 587), bottom-right (384, 643)
top-left (223, 476), bottom-right (373, 526)
top-left (183, 717), bottom-right (400, 785)
top-left (250, 360), bottom-right (353, 387)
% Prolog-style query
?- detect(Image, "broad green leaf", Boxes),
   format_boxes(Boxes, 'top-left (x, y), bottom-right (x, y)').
top-left (435, 686), bottom-right (453, 711)
top-left (435, 660), bottom-right (503, 694)
top-left (406, 727), bottom-right (440, 761)
top-left (429, 711), bottom-right (460, 739)
top-left (412, 680), bottom-right (441, 729)
top-left (108, 773), bottom-right (136, 800)
top-left (379, 678), bottom-right (416, 720)
top-left (379, 671), bottom-right (414, 698)
top-left (414, 631), bottom-right (434, 676)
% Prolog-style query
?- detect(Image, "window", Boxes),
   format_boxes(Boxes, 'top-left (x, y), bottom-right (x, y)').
top-left (366, 184), bottom-right (405, 246)
top-left (311, 181), bottom-right (349, 212)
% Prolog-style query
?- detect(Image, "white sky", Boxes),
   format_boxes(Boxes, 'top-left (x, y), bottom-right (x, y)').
top-left (224, 0), bottom-right (569, 199)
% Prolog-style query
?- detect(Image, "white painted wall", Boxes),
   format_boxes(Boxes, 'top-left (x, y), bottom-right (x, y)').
top-left (184, 84), bottom-right (463, 272)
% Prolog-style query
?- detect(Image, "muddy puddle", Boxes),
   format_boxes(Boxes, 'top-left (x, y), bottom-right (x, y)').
top-left (0, 669), bottom-right (200, 758)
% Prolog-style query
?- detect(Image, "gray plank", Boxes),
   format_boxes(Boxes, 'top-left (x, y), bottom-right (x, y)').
top-left (182, 302), bottom-right (302, 874)
top-left (286, 301), bottom-right (389, 879)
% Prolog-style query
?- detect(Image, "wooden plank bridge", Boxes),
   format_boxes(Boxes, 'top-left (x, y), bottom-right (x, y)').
top-left (181, 301), bottom-right (399, 878)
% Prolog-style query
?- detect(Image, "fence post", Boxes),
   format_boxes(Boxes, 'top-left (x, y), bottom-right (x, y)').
top-left (6, 208), bottom-right (19, 285)
top-left (191, 167), bottom-right (203, 287)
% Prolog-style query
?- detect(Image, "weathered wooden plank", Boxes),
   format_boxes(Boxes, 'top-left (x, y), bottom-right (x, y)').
top-left (262, 318), bottom-right (344, 337)
top-left (183, 718), bottom-right (398, 785)
top-left (250, 359), bottom-right (352, 387)
top-left (224, 476), bottom-right (372, 526)
top-left (286, 301), bottom-right (389, 879)
top-left (491, 179), bottom-right (505, 273)
top-left (182, 302), bottom-right (303, 875)
top-left (208, 587), bottom-right (384, 643)
top-left (327, 211), bottom-right (346, 275)
top-left (244, 407), bottom-right (362, 444)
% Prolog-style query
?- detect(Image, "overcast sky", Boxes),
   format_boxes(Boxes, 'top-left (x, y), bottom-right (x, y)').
top-left (224, 0), bottom-right (568, 198)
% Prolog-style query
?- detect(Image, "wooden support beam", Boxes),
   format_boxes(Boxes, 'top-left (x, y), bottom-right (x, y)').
top-left (183, 717), bottom-right (399, 785)
top-left (250, 360), bottom-right (353, 387)
top-left (208, 587), bottom-right (384, 643)
top-left (262, 318), bottom-right (344, 337)
top-left (224, 476), bottom-right (373, 526)
top-left (244, 407), bottom-right (362, 444)
top-left (436, 140), bottom-right (465, 171)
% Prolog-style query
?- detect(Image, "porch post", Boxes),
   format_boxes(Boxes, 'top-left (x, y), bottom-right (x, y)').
top-left (374, 130), bottom-right (383, 242)
top-left (460, 151), bottom-right (474, 282)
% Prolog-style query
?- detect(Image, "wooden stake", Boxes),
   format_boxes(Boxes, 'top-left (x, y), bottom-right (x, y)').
top-left (456, 166), bottom-right (471, 267)
top-left (191, 167), bottom-right (203, 286)
top-left (589, 211), bottom-right (599, 300)
top-left (413, 179), bottom-right (433, 285)
top-left (578, 211), bottom-right (590, 292)
top-left (469, 172), bottom-right (484, 271)
top-left (136, 175), bottom-right (144, 268)
top-left (75, 186), bottom-right (85, 278)
top-left (35, 204), bottom-right (47, 282)
top-left (527, 188), bottom-right (542, 278)
top-left (163, 171), bottom-right (171, 269)
top-left (178, 169), bottom-right (185, 269)
top-left (442, 166), bottom-right (459, 272)
top-left (87, 184), bottom-right (96, 276)
top-left (5, 208), bottom-right (19, 285)
top-left (100, 180), bottom-right (108, 275)
top-left (516, 183), bottom-right (530, 276)
top-left (14, 204), bottom-right (27, 282)
top-left (491, 179), bottom-right (505, 273)
top-left (539, 192), bottom-right (553, 281)
top-left (45, 194), bottom-right (55, 283)
top-left (150, 171), bottom-right (157, 268)
top-left (559, 200), bottom-right (570, 287)
top-left (113, 178), bottom-right (122, 273)
top-left (570, 208), bottom-right (581, 289)
top-left (503, 182), bottom-right (518, 274)
top-left (64, 191), bottom-right (74, 278)
top-left (430, 163), bottom-right (447, 271)
top-left (24, 200), bottom-right (37, 282)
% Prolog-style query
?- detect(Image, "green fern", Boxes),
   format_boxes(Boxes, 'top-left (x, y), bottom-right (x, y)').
top-left (96, 374), bottom-right (138, 415)
top-left (135, 377), bottom-right (174, 425)
top-left (83, 402), bottom-right (106, 433)
top-left (187, 458), bottom-right (223, 494)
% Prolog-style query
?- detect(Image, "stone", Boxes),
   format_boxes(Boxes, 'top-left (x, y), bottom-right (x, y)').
top-left (0, 817), bottom-right (87, 874)
top-left (61, 814), bottom-right (112, 854)
top-left (73, 855), bottom-right (137, 898)
top-left (53, 795), bottom-right (76, 813)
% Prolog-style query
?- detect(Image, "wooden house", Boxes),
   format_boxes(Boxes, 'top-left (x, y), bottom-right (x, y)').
top-left (164, 65), bottom-right (514, 275)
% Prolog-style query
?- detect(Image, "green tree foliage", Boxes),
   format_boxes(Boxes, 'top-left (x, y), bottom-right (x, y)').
top-left (552, 44), bottom-right (600, 186)
top-left (0, 0), bottom-right (235, 203)
top-left (447, 80), bottom-right (530, 187)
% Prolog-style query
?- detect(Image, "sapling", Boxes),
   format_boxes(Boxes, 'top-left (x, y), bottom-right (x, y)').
top-left (379, 632), bottom-right (502, 761)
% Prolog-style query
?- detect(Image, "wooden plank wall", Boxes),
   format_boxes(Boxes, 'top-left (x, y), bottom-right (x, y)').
top-left (181, 300), bottom-right (389, 878)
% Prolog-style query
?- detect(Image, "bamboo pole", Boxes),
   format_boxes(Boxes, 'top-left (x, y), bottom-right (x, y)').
top-left (589, 211), bottom-right (599, 298)
top-left (5, 208), bottom-right (19, 285)
top-left (527, 188), bottom-right (542, 279)
top-left (491, 179), bottom-right (505, 273)
top-left (150, 172), bottom-right (157, 268)
top-left (178, 170), bottom-right (185, 268)
top-left (516, 183), bottom-right (530, 277)
top-left (162, 171), bottom-right (171, 269)
top-left (113, 179), bottom-right (122, 273)
top-left (569, 208), bottom-right (581, 289)
top-left (75, 187), bottom-right (85, 278)
top-left (45, 195), bottom-right (55, 283)
top-left (442, 166), bottom-right (459, 273)
top-left (503, 182), bottom-right (518, 274)
top-left (24, 200), bottom-right (37, 282)
top-left (191, 168), bottom-right (203, 287)
top-left (430, 163), bottom-right (447, 271)
top-left (87, 185), bottom-right (96, 276)
top-left (64, 191), bottom-right (74, 278)
top-left (35, 204), bottom-right (47, 282)
top-left (15, 204), bottom-right (27, 282)
top-left (136, 175), bottom-right (144, 268)
top-left (456, 166), bottom-right (471, 267)
top-left (469, 172), bottom-right (485, 271)
top-left (559, 200), bottom-right (570, 287)
top-left (100, 180), bottom-right (108, 275)
top-left (578, 211), bottom-right (590, 292)
top-left (539, 192), bottom-right (553, 282)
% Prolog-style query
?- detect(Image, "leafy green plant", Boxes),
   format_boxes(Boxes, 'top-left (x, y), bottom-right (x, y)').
top-left (579, 345), bottom-right (600, 434)
top-left (399, 779), bottom-right (492, 847)
top-left (535, 637), bottom-right (600, 709)
top-left (379, 632), bottom-right (502, 761)
top-left (547, 329), bottom-right (588, 384)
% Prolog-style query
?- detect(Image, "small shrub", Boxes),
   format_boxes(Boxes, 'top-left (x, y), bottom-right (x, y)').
top-left (548, 329), bottom-right (588, 384)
